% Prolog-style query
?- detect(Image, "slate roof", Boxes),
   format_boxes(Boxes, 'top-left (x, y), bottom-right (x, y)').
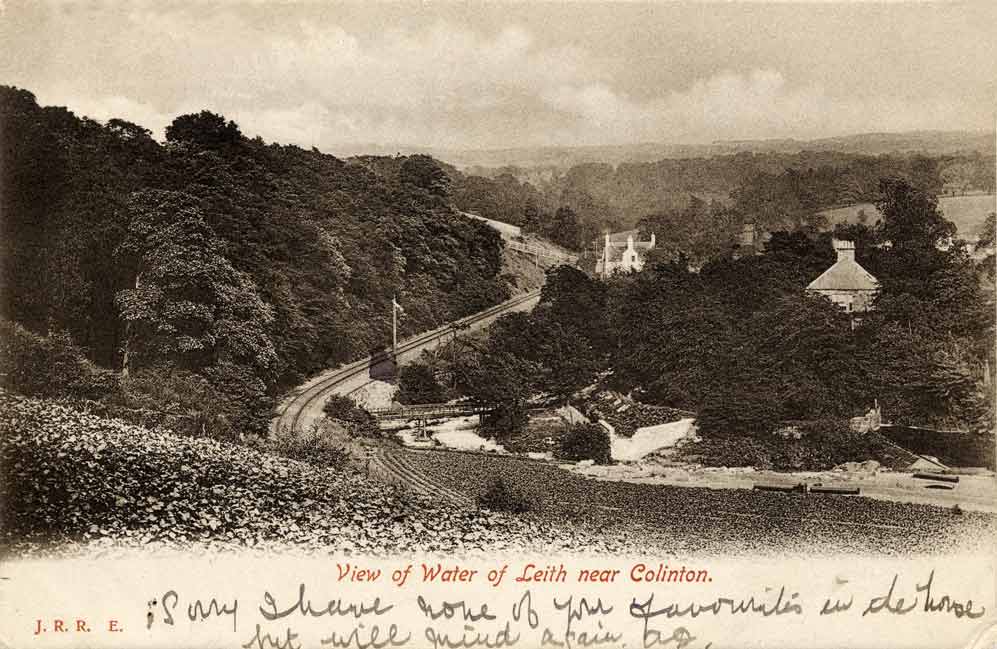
top-left (598, 230), bottom-right (655, 265)
top-left (607, 229), bottom-right (640, 243)
top-left (806, 257), bottom-right (879, 292)
top-left (605, 230), bottom-right (654, 249)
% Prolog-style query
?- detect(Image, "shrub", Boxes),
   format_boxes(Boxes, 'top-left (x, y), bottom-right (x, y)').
top-left (680, 418), bottom-right (912, 471)
top-left (103, 368), bottom-right (239, 441)
top-left (558, 423), bottom-right (612, 464)
top-left (679, 436), bottom-right (776, 469)
top-left (323, 395), bottom-right (378, 437)
top-left (0, 321), bottom-right (269, 443)
top-left (480, 403), bottom-right (529, 438)
top-left (0, 320), bottom-right (118, 400)
top-left (695, 391), bottom-right (782, 437)
top-left (324, 394), bottom-right (359, 420)
top-left (477, 477), bottom-right (532, 513)
top-left (266, 421), bottom-right (350, 469)
top-left (201, 361), bottom-right (274, 436)
top-left (396, 361), bottom-right (445, 404)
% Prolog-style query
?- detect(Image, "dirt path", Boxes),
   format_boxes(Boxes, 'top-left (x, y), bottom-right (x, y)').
top-left (591, 465), bottom-right (997, 514)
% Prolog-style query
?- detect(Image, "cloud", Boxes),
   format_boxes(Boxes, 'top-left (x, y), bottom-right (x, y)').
top-left (3, 5), bottom-right (990, 152)
top-left (40, 87), bottom-right (178, 138)
top-left (540, 69), bottom-right (986, 146)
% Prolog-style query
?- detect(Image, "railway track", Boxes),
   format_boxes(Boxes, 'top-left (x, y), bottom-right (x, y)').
top-left (272, 289), bottom-right (542, 502)
top-left (273, 287), bottom-right (993, 534)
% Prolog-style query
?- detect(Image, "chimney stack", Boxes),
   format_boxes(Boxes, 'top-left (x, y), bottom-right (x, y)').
top-left (603, 233), bottom-right (611, 279)
top-left (740, 223), bottom-right (756, 249)
top-left (833, 239), bottom-right (856, 262)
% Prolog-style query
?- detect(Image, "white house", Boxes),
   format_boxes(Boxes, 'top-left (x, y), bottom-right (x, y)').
top-left (595, 230), bottom-right (656, 277)
top-left (806, 239), bottom-right (879, 313)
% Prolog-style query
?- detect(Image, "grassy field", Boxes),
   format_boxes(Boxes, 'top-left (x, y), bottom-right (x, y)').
top-left (820, 194), bottom-right (995, 236)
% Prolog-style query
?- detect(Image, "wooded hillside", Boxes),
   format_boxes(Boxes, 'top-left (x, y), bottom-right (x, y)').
top-left (1, 86), bottom-right (510, 435)
top-left (451, 181), bottom-right (995, 441)
top-left (449, 150), bottom-right (994, 260)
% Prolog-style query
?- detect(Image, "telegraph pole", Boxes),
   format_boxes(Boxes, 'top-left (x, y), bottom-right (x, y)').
top-left (392, 294), bottom-right (399, 357)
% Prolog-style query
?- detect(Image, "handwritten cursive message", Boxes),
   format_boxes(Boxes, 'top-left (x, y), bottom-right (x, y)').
top-left (98, 561), bottom-right (989, 649)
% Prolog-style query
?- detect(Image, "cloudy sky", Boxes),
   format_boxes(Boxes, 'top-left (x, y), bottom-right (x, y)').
top-left (2, 2), bottom-right (994, 153)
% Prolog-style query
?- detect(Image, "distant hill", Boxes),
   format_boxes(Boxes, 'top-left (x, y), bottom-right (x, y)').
top-left (719, 131), bottom-right (996, 157)
top-left (418, 131), bottom-right (995, 172)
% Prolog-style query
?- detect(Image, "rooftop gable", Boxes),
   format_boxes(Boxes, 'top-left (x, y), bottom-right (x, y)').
top-left (806, 257), bottom-right (879, 292)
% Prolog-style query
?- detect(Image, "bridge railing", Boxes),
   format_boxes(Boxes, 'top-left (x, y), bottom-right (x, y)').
top-left (368, 403), bottom-right (495, 420)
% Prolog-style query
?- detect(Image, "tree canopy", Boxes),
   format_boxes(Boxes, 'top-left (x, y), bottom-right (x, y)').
top-left (0, 86), bottom-right (512, 435)
top-left (165, 111), bottom-right (243, 148)
top-left (461, 178), bottom-right (993, 434)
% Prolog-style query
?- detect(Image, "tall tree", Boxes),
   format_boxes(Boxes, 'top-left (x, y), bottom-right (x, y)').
top-left (114, 189), bottom-right (276, 382)
top-left (875, 178), bottom-right (955, 251)
top-left (399, 154), bottom-right (451, 198)
top-left (165, 111), bottom-right (242, 148)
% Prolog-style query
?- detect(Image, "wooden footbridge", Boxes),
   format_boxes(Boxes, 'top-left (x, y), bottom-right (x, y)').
top-left (368, 403), bottom-right (494, 421)
top-left (368, 402), bottom-right (495, 437)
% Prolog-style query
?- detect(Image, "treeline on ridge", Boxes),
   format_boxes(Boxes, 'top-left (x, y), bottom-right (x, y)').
top-left (0, 86), bottom-right (511, 437)
top-left (447, 148), bottom-right (995, 258)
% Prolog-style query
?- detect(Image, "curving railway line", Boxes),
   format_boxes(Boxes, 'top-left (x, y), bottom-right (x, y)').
top-left (272, 289), bottom-right (543, 504)
top-left (273, 288), bottom-right (996, 537)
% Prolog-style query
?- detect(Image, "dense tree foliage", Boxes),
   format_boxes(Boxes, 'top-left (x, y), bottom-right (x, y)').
top-left (165, 110), bottom-right (242, 148)
top-left (976, 213), bottom-right (996, 283)
top-left (114, 190), bottom-right (277, 385)
top-left (454, 149), bottom-right (992, 259)
top-left (558, 423), bottom-right (612, 465)
top-left (396, 361), bottom-right (446, 404)
top-left (399, 154), bottom-right (452, 198)
top-left (607, 248), bottom-right (877, 432)
top-left (0, 320), bottom-right (119, 400)
top-left (0, 86), bottom-right (511, 435)
top-left (450, 172), bottom-right (547, 225)
top-left (639, 196), bottom-right (741, 267)
top-left (4, 85), bottom-right (991, 441)
top-left (463, 179), bottom-right (993, 435)
top-left (619, 183), bottom-right (992, 432)
top-left (451, 265), bottom-right (608, 433)
top-left (456, 348), bottom-right (540, 436)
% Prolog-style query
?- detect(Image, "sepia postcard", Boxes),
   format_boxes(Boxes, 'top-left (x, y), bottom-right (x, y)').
top-left (1, 1), bottom-right (995, 648)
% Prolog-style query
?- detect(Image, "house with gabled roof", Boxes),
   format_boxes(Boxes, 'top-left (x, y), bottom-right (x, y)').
top-left (806, 239), bottom-right (879, 314)
top-left (595, 230), bottom-right (656, 277)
